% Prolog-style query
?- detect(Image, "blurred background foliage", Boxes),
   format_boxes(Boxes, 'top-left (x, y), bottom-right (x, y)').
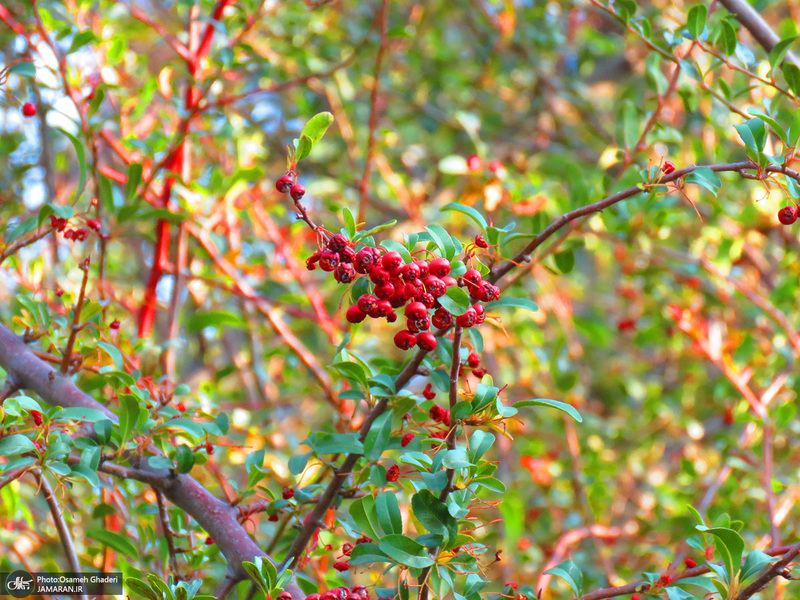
top-left (1, 0), bottom-right (800, 597)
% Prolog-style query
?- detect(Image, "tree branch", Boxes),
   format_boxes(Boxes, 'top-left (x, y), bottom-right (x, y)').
top-left (718, 0), bottom-right (800, 69)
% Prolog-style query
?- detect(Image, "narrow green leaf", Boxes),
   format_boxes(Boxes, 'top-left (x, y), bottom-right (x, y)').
top-left (438, 286), bottom-right (470, 316)
top-left (124, 578), bottom-right (160, 600)
top-left (769, 36), bottom-right (797, 69)
top-left (343, 207), bottom-right (357, 238)
top-left (687, 5), bottom-right (707, 39)
top-left (513, 398), bottom-right (583, 422)
top-left (295, 135), bottom-right (313, 161)
top-left (554, 249), bottom-right (576, 274)
top-left (696, 526), bottom-right (744, 581)
top-left (87, 528), bottom-right (139, 557)
top-left (685, 167), bottom-right (721, 196)
top-left (68, 30), bottom-right (96, 54)
top-left (57, 128), bottom-right (88, 203)
top-left (440, 203), bottom-right (488, 230)
top-left (118, 394), bottom-right (139, 443)
top-left (126, 163), bottom-right (143, 201)
top-left (175, 444), bottom-right (195, 473)
top-left (717, 20), bottom-right (737, 56)
top-left (96, 341), bottom-right (124, 371)
top-left (8, 62), bottom-right (36, 78)
top-left (378, 535), bottom-right (435, 568)
top-left (375, 491), bottom-right (403, 535)
top-left (544, 559), bottom-right (583, 598)
top-left (484, 297), bottom-right (538, 313)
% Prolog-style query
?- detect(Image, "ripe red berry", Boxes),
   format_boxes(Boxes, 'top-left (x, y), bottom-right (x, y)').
top-left (404, 301), bottom-right (428, 321)
top-left (31, 410), bottom-right (43, 426)
top-left (86, 219), bottom-right (102, 231)
top-left (488, 160), bottom-right (504, 174)
top-left (462, 268), bottom-right (483, 287)
top-left (456, 307), bottom-right (477, 328)
top-left (381, 251), bottom-right (404, 273)
top-left (346, 305), bottom-right (367, 324)
top-left (432, 307), bottom-right (453, 329)
top-left (684, 558), bottom-right (697, 568)
top-left (429, 405), bottom-right (445, 422)
top-left (328, 234), bottom-right (348, 252)
top-left (423, 276), bottom-right (446, 298)
top-left (275, 174), bottom-right (294, 193)
top-left (268, 514), bottom-right (279, 522)
top-left (205, 537), bottom-right (214, 545)
top-left (467, 154), bottom-right (482, 172)
top-left (109, 319), bottom-right (120, 330)
top-left (472, 367), bottom-right (487, 379)
top-left (357, 294), bottom-right (379, 315)
top-left (278, 593), bottom-right (293, 600)
top-left (374, 282), bottom-right (395, 299)
top-left (368, 266), bottom-right (391, 285)
top-left (467, 352), bottom-right (481, 368)
top-left (401, 262), bottom-right (421, 281)
top-left (401, 433), bottom-right (414, 447)
top-left (414, 260), bottom-right (430, 278)
top-left (341, 543), bottom-right (353, 556)
top-left (340, 246), bottom-right (356, 263)
top-left (319, 251), bottom-right (339, 272)
top-left (422, 383), bottom-right (436, 400)
top-left (632, 595), bottom-right (641, 600)
top-left (394, 330), bottom-right (417, 350)
top-left (206, 442), bottom-right (214, 454)
top-left (442, 275), bottom-right (458, 287)
top-left (175, 402), bottom-right (186, 412)
top-left (282, 487), bottom-right (294, 499)
top-left (778, 206), bottom-right (797, 225)
top-left (473, 303), bottom-right (486, 324)
top-left (334, 263), bottom-right (356, 283)
top-left (354, 248), bottom-right (376, 273)
top-left (22, 102), bottom-right (36, 117)
top-left (417, 331), bottom-right (437, 351)
top-left (429, 257), bottom-right (451, 278)
top-left (374, 299), bottom-right (393, 318)
top-left (474, 233), bottom-right (489, 248)
top-left (386, 312), bottom-right (398, 323)
top-left (306, 595), bottom-right (322, 600)
top-left (662, 160), bottom-right (676, 174)
top-left (290, 183), bottom-right (305, 201)
top-left (333, 561), bottom-right (350, 572)
top-left (386, 464), bottom-right (400, 482)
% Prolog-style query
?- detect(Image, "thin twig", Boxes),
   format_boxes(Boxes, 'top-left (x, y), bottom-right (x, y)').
top-left (155, 488), bottom-right (181, 578)
top-left (60, 258), bottom-right (91, 374)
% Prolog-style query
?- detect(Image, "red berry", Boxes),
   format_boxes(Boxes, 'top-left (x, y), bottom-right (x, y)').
top-left (684, 558), bottom-right (697, 568)
top-left (346, 305), bottom-right (367, 324)
top-left (206, 442), bottom-right (214, 454)
top-left (488, 160), bottom-right (504, 174)
top-left (374, 282), bottom-right (395, 299)
top-left (205, 537), bottom-right (214, 545)
top-left (401, 262), bottom-right (421, 281)
top-left (341, 543), bottom-right (353, 556)
top-left (333, 561), bottom-right (350, 572)
top-left (394, 330), bottom-right (417, 350)
top-left (467, 352), bottom-right (481, 368)
top-left (404, 301), bottom-right (428, 321)
top-left (442, 275), bottom-right (458, 287)
top-left (290, 183), bottom-right (305, 201)
top-left (386, 311), bottom-right (398, 323)
top-left (632, 595), bottom-right (641, 600)
top-left (306, 595), bottom-right (322, 600)
top-left (662, 160), bottom-right (676, 174)
top-left (472, 367), bottom-right (487, 379)
top-left (417, 332), bottom-right (437, 351)
top-left (319, 251), bottom-right (339, 272)
top-left (374, 299), bottom-right (393, 318)
top-left (467, 154), bottom-right (482, 172)
top-left (401, 433), bottom-right (414, 447)
top-left (278, 593), bottom-right (293, 600)
top-left (381, 251), bottom-right (404, 273)
top-left (422, 383), bottom-right (436, 400)
top-left (432, 307), bottom-right (453, 329)
top-left (31, 410), bottom-right (43, 426)
top-left (462, 268), bottom-right (483, 287)
top-left (282, 487), bottom-right (294, 500)
top-left (175, 402), bottom-right (186, 412)
top-left (423, 276), bottom-right (446, 298)
top-left (354, 248), bottom-right (376, 273)
top-left (340, 246), bottom-right (356, 263)
top-left (778, 206), bottom-right (797, 225)
top-left (429, 405), bottom-right (445, 421)
top-left (357, 294), bottom-right (379, 315)
top-left (268, 514), bottom-right (279, 522)
top-left (368, 266), bottom-right (391, 285)
top-left (474, 233), bottom-right (489, 248)
top-left (86, 219), bottom-right (102, 231)
top-left (473, 303), bottom-right (486, 324)
top-left (414, 260), bottom-right (430, 278)
top-left (456, 307), bottom-right (477, 328)
top-left (328, 234), bottom-right (348, 252)
top-left (334, 263), bottom-right (356, 283)
top-left (617, 318), bottom-right (636, 332)
top-left (429, 257), bottom-right (451, 278)
top-left (386, 464), bottom-right (400, 482)
top-left (22, 102), bottom-right (36, 117)
top-left (109, 319), bottom-right (120, 330)
top-left (276, 174), bottom-right (294, 193)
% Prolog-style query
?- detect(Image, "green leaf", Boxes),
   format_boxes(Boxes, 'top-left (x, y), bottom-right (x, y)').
top-left (442, 447), bottom-right (472, 469)
top-left (57, 407), bottom-right (110, 423)
top-left (186, 310), bottom-right (245, 333)
top-left (425, 224), bottom-right (456, 259)
top-left (355, 219), bottom-right (397, 241)
top-left (622, 101), bottom-right (639, 151)
top-left (554, 249), bottom-right (576, 274)
top-left (6, 217), bottom-right (38, 244)
top-left (126, 163), bottom-right (143, 201)
top-left (364, 412), bottom-right (394, 460)
top-left (469, 430), bottom-right (495, 461)
top-left (300, 112), bottom-right (334, 146)
top-left (68, 30), bottom-right (96, 54)
top-left (687, 5), bottom-right (707, 39)
top-left (0, 434), bottom-right (37, 457)
top-left (8, 62), bottom-right (36, 78)
top-left (288, 452), bottom-right (311, 475)
top-left (380, 239), bottom-right (413, 263)
top-left (544, 559), bottom-right (583, 598)
top-left (57, 128), bottom-right (88, 204)
top-left (411, 490), bottom-right (458, 547)
top-left (118, 394), bottom-right (139, 443)
top-left (747, 109), bottom-right (788, 144)
top-left (378, 535), bottom-right (435, 568)
top-left (740, 549), bottom-right (776, 581)
top-left (440, 203), bottom-right (488, 230)
top-left (696, 526), bottom-right (744, 581)
top-left (350, 496), bottom-right (381, 541)
top-left (96, 341), bottom-right (124, 371)
top-left (124, 578), bottom-right (160, 600)
top-left (343, 207), bottom-right (357, 238)
top-left (484, 297), bottom-right (538, 313)
top-left (769, 36), bottom-right (797, 69)
top-left (295, 135), bottom-right (314, 162)
top-left (349, 542), bottom-right (392, 565)
top-left (782, 63), bottom-right (800, 96)
top-left (685, 167), bottom-right (721, 196)
top-left (311, 432), bottom-right (364, 455)
top-left (87, 528), bottom-right (139, 557)
top-left (438, 286), bottom-right (471, 316)
top-left (375, 491), bottom-right (403, 535)
top-left (513, 398), bottom-right (583, 422)
top-left (160, 418), bottom-right (205, 440)
top-left (717, 20), bottom-right (737, 56)
top-left (88, 84), bottom-right (106, 116)
top-left (70, 463), bottom-right (101, 486)
top-left (175, 444), bottom-right (195, 474)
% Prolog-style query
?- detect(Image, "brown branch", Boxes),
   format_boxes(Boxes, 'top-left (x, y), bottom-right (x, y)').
top-left (155, 488), bottom-right (181, 578)
top-left (0, 226), bottom-right (54, 266)
top-left (734, 541), bottom-right (800, 600)
top-left (60, 258), bottom-right (91, 374)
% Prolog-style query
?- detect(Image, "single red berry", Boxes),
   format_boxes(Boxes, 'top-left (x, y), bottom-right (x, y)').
top-left (374, 282), bottom-right (395, 299)
top-left (31, 410), bottom-right (43, 426)
top-left (175, 402), bottom-right (186, 412)
top-left (374, 299), bottom-right (393, 318)
top-left (462, 268), bottom-right (483, 287)
top-left (442, 275), bottom-right (458, 287)
top-left (414, 260), bottom-right (430, 278)
top-left (368, 266), bottom-right (391, 285)
top-left (86, 219), bottom-right (102, 231)
top-left (401, 433), bottom-right (414, 447)
top-left (404, 278), bottom-right (424, 298)
top-left (386, 464), bottom-right (400, 482)
top-left (333, 561), bottom-right (350, 572)
top-left (423, 276), bottom-right (446, 298)
top-left (429, 257), bottom-right (451, 278)
top-left (320, 593), bottom-right (336, 600)
top-left (278, 593), bottom-right (293, 600)
top-left (205, 537), bottom-right (214, 545)
top-left (381, 251), bottom-right (404, 273)
top-left (32, 440), bottom-right (42, 451)
top-left (632, 595), bottom-right (641, 600)
top-left (467, 352), bottom-right (481, 368)
top-left (422, 383), bottom-right (436, 401)
top-left (357, 294), bottom-right (379, 315)
top-left (684, 558), bottom-right (697, 568)
top-left (354, 248), bottom-right (376, 273)
top-left (290, 183), bottom-right (305, 201)
top-left (401, 262), bottom-right (421, 282)
top-left (346, 305), bottom-right (367, 324)
top-left (22, 102), bottom-right (36, 117)
top-left (404, 301), bottom-right (428, 321)
top-left (456, 307), bottom-right (477, 328)
top-left (474, 233), bottom-right (489, 248)
top-left (206, 442), bottom-right (214, 454)
top-left (394, 330), bottom-right (417, 350)
top-left (472, 367), bottom-right (487, 379)
top-left (488, 160), bottom-right (504, 174)
top-left (275, 175), bottom-right (293, 193)
top-left (417, 331), bottom-right (437, 351)
top-left (54, 287), bottom-right (64, 297)
top-left (467, 154), bottom-right (482, 172)
top-left (429, 405), bottom-right (445, 422)
top-left (778, 206), bottom-right (797, 225)
top-left (341, 542), bottom-right (353, 556)
top-left (282, 487), bottom-right (294, 500)
top-left (617, 318), bottom-right (636, 332)
top-left (340, 246), bottom-right (356, 263)
top-left (662, 160), bottom-right (676, 174)
top-left (432, 307), bottom-right (453, 329)
top-left (327, 233), bottom-right (348, 252)
top-left (307, 594), bottom-right (322, 600)
top-left (473, 303), bottom-right (486, 324)
top-left (416, 292), bottom-right (435, 309)
top-left (268, 514), bottom-right (279, 522)
top-left (319, 250), bottom-right (339, 272)
top-left (386, 311), bottom-right (398, 323)
top-left (334, 262), bottom-right (356, 283)
top-left (109, 319), bottom-right (120, 330)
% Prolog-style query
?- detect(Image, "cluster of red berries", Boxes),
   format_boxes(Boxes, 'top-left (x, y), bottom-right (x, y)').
top-left (49, 215), bottom-right (68, 231)
top-left (275, 173), bottom-right (305, 201)
top-left (306, 233), bottom-right (501, 351)
top-left (64, 228), bottom-right (89, 241)
top-left (778, 205), bottom-right (798, 225)
top-left (276, 584), bottom-right (378, 600)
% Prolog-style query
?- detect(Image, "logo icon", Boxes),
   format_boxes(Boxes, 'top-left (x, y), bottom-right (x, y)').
top-left (5, 570), bottom-right (34, 598)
